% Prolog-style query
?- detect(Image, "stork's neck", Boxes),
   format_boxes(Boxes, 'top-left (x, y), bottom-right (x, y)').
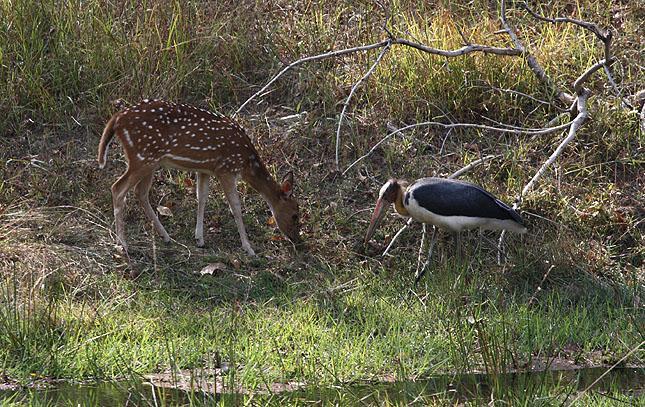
top-left (393, 184), bottom-right (409, 217)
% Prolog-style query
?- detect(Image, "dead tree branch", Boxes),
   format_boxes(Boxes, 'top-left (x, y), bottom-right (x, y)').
top-left (343, 120), bottom-right (572, 175)
top-left (500, 0), bottom-right (575, 105)
top-left (515, 89), bottom-right (590, 208)
top-left (497, 88), bottom-right (591, 261)
top-left (236, 38), bottom-right (522, 116)
top-left (519, 2), bottom-right (608, 41)
top-left (573, 58), bottom-right (614, 94)
top-left (520, 2), bottom-right (634, 110)
top-left (234, 41), bottom-right (390, 116)
top-left (393, 38), bottom-right (522, 57)
top-left (335, 42), bottom-right (392, 170)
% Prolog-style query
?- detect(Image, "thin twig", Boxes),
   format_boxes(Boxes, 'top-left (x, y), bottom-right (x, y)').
top-left (393, 38), bottom-right (522, 57)
top-left (527, 265), bottom-right (555, 306)
top-left (603, 64), bottom-right (634, 110)
top-left (236, 37), bottom-right (522, 116)
top-left (568, 341), bottom-right (644, 406)
top-left (335, 42), bottom-right (392, 170)
top-left (449, 155), bottom-right (498, 179)
top-left (235, 41), bottom-right (390, 116)
top-left (573, 58), bottom-right (614, 94)
top-left (498, 89), bottom-right (591, 260)
top-left (500, 0), bottom-right (574, 104)
top-left (483, 85), bottom-right (555, 106)
top-left (343, 120), bottom-right (572, 175)
top-left (382, 218), bottom-right (414, 257)
top-left (519, 2), bottom-right (608, 41)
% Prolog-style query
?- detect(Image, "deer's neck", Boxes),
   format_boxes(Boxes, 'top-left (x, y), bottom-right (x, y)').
top-left (242, 161), bottom-right (282, 209)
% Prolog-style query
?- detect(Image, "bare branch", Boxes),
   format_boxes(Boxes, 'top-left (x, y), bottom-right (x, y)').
top-left (483, 85), bottom-right (555, 106)
top-left (335, 42), bottom-right (392, 170)
top-left (236, 37), bottom-right (522, 116)
top-left (516, 89), bottom-right (590, 208)
top-left (604, 64), bottom-right (635, 110)
top-left (343, 120), bottom-right (572, 175)
top-left (519, 2), bottom-right (608, 41)
top-left (520, 3), bottom-right (633, 110)
top-left (234, 41), bottom-right (390, 116)
top-left (393, 38), bottom-right (522, 57)
top-left (449, 155), bottom-right (498, 179)
top-left (498, 89), bottom-right (591, 261)
top-left (382, 217), bottom-right (414, 257)
top-left (573, 58), bottom-right (614, 93)
top-left (500, 0), bottom-right (575, 104)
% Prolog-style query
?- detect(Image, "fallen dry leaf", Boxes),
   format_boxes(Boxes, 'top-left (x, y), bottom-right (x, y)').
top-left (157, 206), bottom-right (173, 217)
top-left (197, 262), bottom-right (228, 276)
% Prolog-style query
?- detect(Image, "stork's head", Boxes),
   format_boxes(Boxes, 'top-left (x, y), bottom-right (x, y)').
top-left (364, 179), bottom-right (406, 244)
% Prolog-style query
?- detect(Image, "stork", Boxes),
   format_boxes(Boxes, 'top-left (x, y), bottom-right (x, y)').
top-left (364, 177), bottom-right (527, 282)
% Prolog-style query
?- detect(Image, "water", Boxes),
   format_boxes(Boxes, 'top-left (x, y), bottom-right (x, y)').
top-left (1, 367), bottom-right (643, 406)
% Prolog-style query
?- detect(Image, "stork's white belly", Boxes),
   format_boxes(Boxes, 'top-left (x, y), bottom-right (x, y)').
top-left (405, 198), bottom-right (527, 233)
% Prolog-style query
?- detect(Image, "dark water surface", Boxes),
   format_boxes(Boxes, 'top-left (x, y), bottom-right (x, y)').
top-left (1, 367), bottom-right (643, 405)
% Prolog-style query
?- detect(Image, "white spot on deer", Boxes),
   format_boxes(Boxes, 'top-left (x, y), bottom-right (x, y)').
top-left (122, 129), bottom-right (133, 146)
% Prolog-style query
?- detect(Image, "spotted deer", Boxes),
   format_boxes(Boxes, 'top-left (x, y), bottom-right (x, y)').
top-left (97, 99), bottom-right (301, 255)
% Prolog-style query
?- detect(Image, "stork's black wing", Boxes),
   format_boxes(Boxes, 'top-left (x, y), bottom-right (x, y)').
top-left (407, 178), bottom-right (524, 224)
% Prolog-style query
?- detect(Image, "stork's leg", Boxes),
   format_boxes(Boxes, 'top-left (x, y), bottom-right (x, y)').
top-left (414, 226), bottom-right (438, 285)
top-left (415, 224), bottom-right (428, 277)
top-left (467, 229), bottom-right (484, 271)
top-left (454, 232), bottom-right (463, 264)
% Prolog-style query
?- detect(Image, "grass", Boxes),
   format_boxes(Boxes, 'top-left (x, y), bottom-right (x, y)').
top-left (1, 0), bottom-right (643, 404)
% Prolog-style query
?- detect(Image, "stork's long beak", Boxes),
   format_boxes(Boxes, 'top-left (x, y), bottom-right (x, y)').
top-left (364, 197), bottom-right (389, 245)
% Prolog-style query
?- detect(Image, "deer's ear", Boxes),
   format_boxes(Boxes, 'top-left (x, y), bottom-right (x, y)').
top-left (281, 171), bottom-right (294, 197)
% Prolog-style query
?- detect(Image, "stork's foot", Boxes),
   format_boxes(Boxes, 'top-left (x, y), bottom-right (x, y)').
top-left (196, 238), bottom-right (205, 248)
top-left (242, 243), bottom-right (256, 257)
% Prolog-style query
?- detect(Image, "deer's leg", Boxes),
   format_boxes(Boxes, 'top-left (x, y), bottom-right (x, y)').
top-left (111, 168), bottom-right (140, 251)
top-left (195, 172), bottom-right (210, 247)
top-left (135, 171), bottom-right (171, 243)
top-left (219, 174), bottom-right (255, 256)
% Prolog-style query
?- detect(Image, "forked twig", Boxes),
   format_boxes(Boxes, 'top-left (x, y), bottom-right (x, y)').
top-left (498, 89), bottom-right (591, 261)
top-left (500, 0), bottom-right (574, 104)
top-left (519, 2), bottom-right (608, 41)
top-left (235, 41), bottom-right (390, 116)
top-left (520, 2), bottom-right (633, 110)
top-left (343, 120), bottom-right (572, 175)
top-left (236, 37), bottom-right (522, 118)
top-left (335, 42), bottom-right (392, 170)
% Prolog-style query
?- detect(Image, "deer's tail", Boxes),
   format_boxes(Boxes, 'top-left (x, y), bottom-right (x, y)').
top-left (97, 113), bottom-right (118, 169)
top-left (97, 100), bottom-right (129, 169)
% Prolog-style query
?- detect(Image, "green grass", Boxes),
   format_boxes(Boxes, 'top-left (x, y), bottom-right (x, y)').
top-left (1, 0), bottom-right (643, 404)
